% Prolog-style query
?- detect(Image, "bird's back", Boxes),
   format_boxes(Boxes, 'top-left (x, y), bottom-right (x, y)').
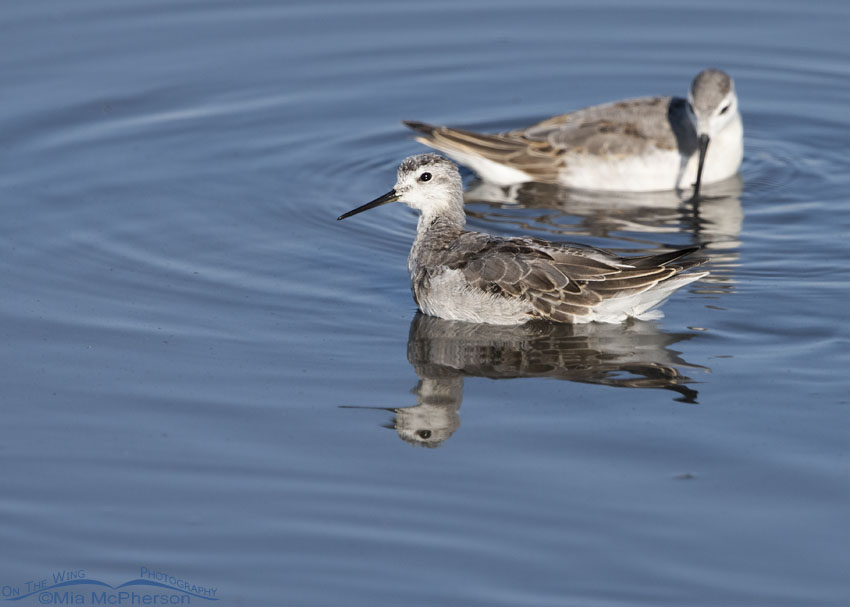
top-left (410, 225), bottom-right (706, 325)
top-left (405, 96), bottom-right (698, 189)
top-left (522, 95), bottom-right (692, 155)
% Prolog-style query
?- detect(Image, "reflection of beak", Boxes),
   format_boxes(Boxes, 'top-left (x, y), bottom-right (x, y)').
top-left (337, 189), bottom-right (399, 220)
top-left (692, 133), bottom-right (710, 200)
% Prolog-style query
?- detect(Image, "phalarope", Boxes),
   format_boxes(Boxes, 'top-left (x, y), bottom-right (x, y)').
top-left (338, 154), bottom-right (708, 325)
top-left (404, 69), bottom-right (742, 197)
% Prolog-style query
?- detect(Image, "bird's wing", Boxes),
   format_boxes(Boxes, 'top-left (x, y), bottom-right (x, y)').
top-left (454, 237), bottom-right (699, 322)
top-left (519, 96), bottom-right (679, 156)
top-left (405, 97), bottom-right (678, 184)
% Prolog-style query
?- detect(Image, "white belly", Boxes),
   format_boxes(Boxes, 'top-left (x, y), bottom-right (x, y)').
top-left (558, 148), bottom-right (685, 192)
top-left (560, 124), bottom-right (743, 192)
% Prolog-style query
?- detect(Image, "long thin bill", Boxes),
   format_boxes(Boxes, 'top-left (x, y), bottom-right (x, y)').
top-left (337, 189), bottom-right (399, 220)
top-left (691, 133), bottom-right (710, 201)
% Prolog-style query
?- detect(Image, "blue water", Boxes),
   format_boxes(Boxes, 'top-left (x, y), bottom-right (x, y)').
top-left (2, 1), bottom-right (849, 605)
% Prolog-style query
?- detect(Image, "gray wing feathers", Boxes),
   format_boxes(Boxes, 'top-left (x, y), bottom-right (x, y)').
top-left (404, 96), bottom-right (679, 182)
top-left (455, 236), bottom-right (705, 322)
top-left (524, 96), bottom-right (678, 153)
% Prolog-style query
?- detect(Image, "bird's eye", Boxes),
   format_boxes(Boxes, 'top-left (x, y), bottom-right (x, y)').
top-left (719, 104), bottom-right (730, 115)
top-left (417, 430), bottom-right (432, 439)
top-left (419, 172), bottom-right (432, 182)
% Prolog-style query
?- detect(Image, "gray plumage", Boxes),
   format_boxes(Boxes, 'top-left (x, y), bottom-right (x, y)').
top-left (403, 69), bottom-right (742, 192)
top-left (338, 154), bottom-right (708, 325)
top-left (690, 69), bottom-right (732, 113)
top-left (406, 96), bottom-right (693, 182)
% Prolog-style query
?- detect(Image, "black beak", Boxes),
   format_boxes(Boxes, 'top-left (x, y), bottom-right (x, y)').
top-left (337, 189), bottom-right (399, 220)
top-left (691, 133), bottom-right (710, 201)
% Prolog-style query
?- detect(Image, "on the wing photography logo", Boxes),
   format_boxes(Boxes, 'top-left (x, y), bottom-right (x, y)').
top-left (2, 567), bottom-right (217, 605)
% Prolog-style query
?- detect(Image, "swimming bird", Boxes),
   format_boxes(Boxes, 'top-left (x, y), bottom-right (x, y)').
top-left (404, 69), bottom-right (742, 197)
top-left (338, 154), bottom-right (708, 325)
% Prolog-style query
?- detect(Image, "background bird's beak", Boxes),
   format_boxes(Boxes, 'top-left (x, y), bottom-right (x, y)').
top-left (337, 189), bottom-right (399, 220)
top-left (691, 133), bottom-right (710, 201)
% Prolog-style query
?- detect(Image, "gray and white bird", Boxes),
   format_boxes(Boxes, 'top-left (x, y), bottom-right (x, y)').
top-left (338, 154), bottom-right (708, 325)
top-left (404, 69), bottom-right (742, 197)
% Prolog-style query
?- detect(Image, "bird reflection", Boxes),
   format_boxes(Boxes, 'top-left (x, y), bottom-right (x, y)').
top-left (348, 314), bottom-right (708, 448)
top-left (464, 175), bottom-right (743, 296)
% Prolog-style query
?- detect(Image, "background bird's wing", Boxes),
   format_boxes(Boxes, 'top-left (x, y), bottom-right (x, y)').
top-left (519, 96), bottom-right (679, 156)
top-left (405, 97), bottom-right (677, 183)
top-left (406, 123), bottom-right (563, 182)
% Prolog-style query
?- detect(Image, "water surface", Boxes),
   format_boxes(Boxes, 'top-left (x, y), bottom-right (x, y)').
top-left (2, 1), bottom-right (849, 605)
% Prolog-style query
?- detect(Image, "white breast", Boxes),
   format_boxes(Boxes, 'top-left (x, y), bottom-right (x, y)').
top-left (693, 116), bottom-right (744, 186)
top-left (416, 269), bottom-right (533, 325)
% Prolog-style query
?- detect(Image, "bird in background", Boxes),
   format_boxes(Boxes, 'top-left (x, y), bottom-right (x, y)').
top-left (404, 69), bottom-right (742, 199)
